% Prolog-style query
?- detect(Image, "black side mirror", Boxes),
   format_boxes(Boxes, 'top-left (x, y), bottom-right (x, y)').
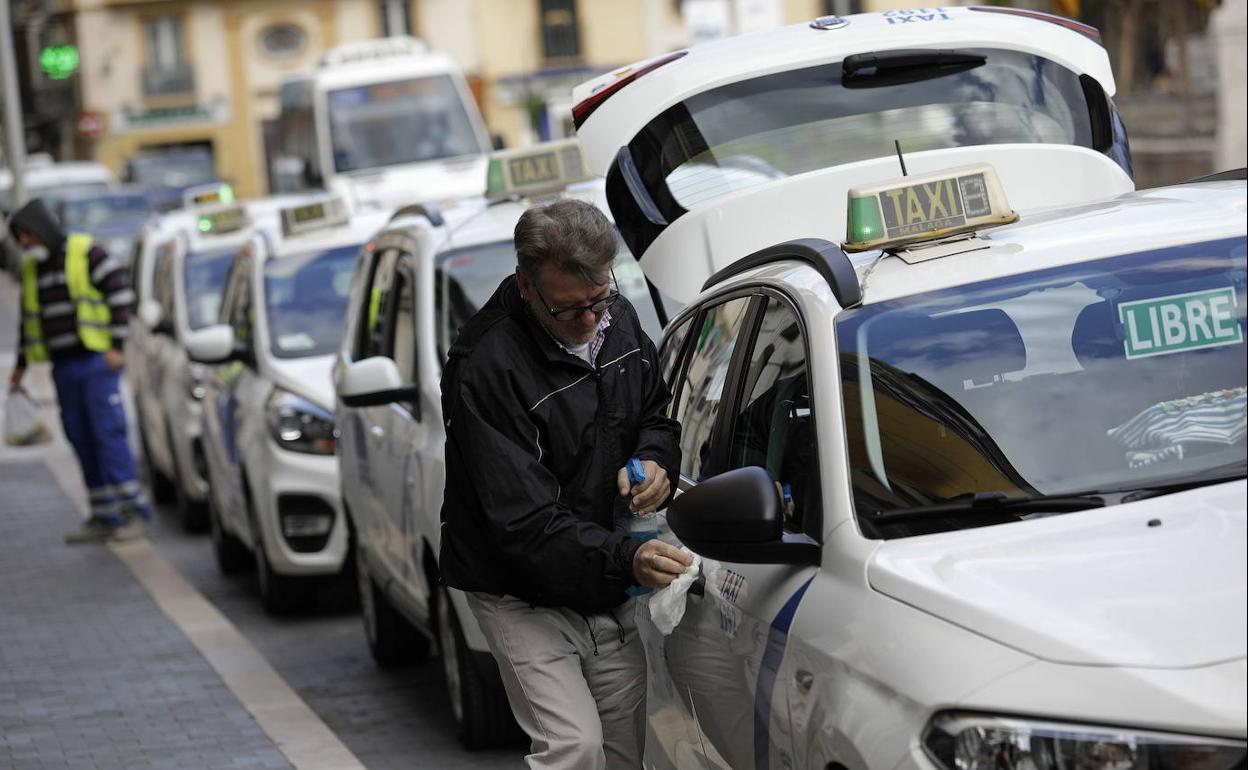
top-left (669, 466), bottom-right (819, 565)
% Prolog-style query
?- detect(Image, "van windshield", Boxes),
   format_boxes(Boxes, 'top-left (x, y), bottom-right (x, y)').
top-left (327, 75), bottom-right (487, 173)
top-left (836, 238), bottom-right (1247, 538)
top-left (634, 49), bottom-right (1095, 211)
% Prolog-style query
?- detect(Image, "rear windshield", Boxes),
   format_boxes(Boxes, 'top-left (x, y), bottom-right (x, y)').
top-left (183, 248), bottom-right (235, 331)
top-left (434, 240), bottom-right (665, 362)
top-left (837, 237), bottom-right (1248, 539)
top-left (634, 49), bottom-right (1093, 212)
top-left (264, 245), bottom-right (357, 358)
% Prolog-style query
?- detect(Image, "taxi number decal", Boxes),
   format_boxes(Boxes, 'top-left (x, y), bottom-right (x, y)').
top-left (292, 202), bottom-right (326, 224)
top-left (884, 8), bottom-right (952, 23)
top-left (1118, 287), bottom-right (1243, 360)
top-left (879, 172), bottom-right (991, 239)
top-left (508, 152), bottom-right (559, 186)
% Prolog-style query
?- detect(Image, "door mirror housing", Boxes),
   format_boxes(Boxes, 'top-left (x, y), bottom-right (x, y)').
top-left (337, 356), bottom-right (420, 413)
top-left (668, 466), bottom-right (819, 565)
top-left (184, 324), bottom-right (242, 365)
top-left (138, 299), bottom-right (165, 332)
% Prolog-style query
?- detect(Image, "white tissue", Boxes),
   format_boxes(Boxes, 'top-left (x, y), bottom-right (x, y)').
top-left (648, 547), bottom-right (702, 636)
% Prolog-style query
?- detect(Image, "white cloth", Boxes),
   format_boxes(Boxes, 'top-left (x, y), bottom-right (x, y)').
top-left (648, 546), bottom-right (703, 636)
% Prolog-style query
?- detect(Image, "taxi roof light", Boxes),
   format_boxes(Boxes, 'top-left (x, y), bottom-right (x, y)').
top-left (184, 183), bottom-right (235, 209)
top-left (485, 138), bottom-right (592, 201)
top-left (280, 197), bottom-right (350, 238)
top-left (843, 163), bottom-right (1018, 254)
top-left (196, 205), bottom-right (250, 236)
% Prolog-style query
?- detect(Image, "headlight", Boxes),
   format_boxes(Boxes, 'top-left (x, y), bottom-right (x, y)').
top-left (924, 713), bottom-right (1246, 770)
top-left (266, 389), bottom-right (335, 455)
top-left (185, 362), bottom-right (207, 401)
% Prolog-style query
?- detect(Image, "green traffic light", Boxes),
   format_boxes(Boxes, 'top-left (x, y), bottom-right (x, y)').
top-left (39, 44), bottom-right (80, 81)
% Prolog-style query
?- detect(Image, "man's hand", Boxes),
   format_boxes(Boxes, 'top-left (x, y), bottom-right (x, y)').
top-left (8, 366), bottom-right (24, 391)
top-left (632, 539), bottom-right (694, 589)
top-left (103, 349), bottom-right (125, 372)
top-left (616, 459), bottom-right (670, 514)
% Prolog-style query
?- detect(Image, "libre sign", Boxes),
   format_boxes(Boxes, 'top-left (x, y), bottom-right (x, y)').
top-left (1119, 287), bottom-right (1243, 360)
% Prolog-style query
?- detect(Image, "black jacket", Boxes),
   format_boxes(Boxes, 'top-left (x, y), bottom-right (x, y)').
top-left (439, 275), bottom-right (680, 613)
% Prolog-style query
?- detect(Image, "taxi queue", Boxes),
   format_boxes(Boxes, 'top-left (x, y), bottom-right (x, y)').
top-left (120, 7), bottom-right (1246, 770)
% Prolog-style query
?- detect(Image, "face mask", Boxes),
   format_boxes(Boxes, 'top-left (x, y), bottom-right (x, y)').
top-left (24, 245), bottom-right (49, 263)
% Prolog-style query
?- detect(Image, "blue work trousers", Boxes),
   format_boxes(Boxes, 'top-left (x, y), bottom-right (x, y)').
top-left (51, 352), bottom-right (151, 524)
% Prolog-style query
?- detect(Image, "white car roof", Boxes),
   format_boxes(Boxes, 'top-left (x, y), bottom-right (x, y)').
top-left (262, 209), bottom-right (394, 261)
top-left (712, 181), bottom-right (1247, 309)
top-left (573, 7), bottom-right (1114, 175)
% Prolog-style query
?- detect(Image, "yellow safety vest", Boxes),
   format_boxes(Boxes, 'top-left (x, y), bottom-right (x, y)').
top-left (21, 234), bottom-right (112, 362)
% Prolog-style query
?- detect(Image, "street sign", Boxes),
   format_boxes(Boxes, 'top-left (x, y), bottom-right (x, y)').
top-left (77, 111), bottom-right (104, 138)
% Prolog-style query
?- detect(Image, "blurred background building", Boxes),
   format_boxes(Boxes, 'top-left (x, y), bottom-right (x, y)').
top-left (3, 0), bottom-right (1246, 197)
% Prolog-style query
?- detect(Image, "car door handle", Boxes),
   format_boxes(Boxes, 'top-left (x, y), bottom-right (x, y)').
top-left (369, 425), bottom-right (385, 440)
top-left (794, 669), bottom-right (814, 695)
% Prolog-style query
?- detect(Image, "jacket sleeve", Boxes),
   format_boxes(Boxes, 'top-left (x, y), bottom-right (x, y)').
top-left (631, 325), bottom-right (682, 508)
top-left (447, 362), bottom-right (641, 611)
top-left (87, 245), bottom-right (133, 352)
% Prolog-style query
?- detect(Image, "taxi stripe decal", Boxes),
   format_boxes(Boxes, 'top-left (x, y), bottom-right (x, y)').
top-left (754, 575), bottom-right (814, 770)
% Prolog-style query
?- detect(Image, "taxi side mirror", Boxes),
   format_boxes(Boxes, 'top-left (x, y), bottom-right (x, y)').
top-left (338, 356), bottom-right (420, 414)
top-left (139, 299), bottom-right (172, 336)
top-left (668, 466), bottom-right (819, 565)
top-left (184, 324), bottom-right (244, 365)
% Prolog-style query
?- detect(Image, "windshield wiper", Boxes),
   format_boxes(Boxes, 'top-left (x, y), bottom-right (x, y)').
top-left (872, 490), bottom-right (1105, 524)
top-left (1112, 461), bottom-right (1247, 504)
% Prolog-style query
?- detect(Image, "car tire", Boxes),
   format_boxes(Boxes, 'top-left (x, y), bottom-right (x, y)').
top-left (209, 493), bottom-right (251, 576)
top-left (168, 425), bottom-right (208, 533)
top-left (435, 583), bottom-right (520, 749)
top-left (255, 533), bottom-right (307, 616)
top-left (141, 426), bottom-right (176, 504)
top-left (357, 539), bottom-right (429, 666)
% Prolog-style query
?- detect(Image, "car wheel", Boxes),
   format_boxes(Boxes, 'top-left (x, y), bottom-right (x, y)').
top-left (168, 426), bottom-right (208, 533)
top-left (209, 493), bottom-right (251, 575)
top-left (357, 538), bottom-right (429, 666)
top-left (141, 426), bottom-right (176, 504)
top-left (435, 583), bottom-right (520, 748)
top-left (254, 532), bottom-right (306, 616)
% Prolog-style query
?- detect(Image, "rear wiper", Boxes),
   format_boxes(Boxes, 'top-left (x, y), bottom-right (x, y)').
top-left (842, 49), bottom-right (986, 89)
top-left (1113, 462), bottom-right (1247, 504)
top-left (872, 490), bottom-right (1105, 524)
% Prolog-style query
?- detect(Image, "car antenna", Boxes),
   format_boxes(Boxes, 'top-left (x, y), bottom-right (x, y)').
top-left (894, 139), bottom-right (908, 176)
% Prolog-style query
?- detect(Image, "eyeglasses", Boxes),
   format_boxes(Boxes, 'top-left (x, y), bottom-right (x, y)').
top-left (531, 270), bottom-right (621, 322)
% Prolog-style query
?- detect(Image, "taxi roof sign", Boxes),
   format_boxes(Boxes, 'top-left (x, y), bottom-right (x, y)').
top-left (280, 197), bottom-right (350, 238)
top-left (196, 205), bottom-right (250, 236)
top-left (843, 163), bottom-right (1017, 253)
top-left (485, 139), bottom-right (592, 201)
top-left (184, 183), bottom-right (235, 209)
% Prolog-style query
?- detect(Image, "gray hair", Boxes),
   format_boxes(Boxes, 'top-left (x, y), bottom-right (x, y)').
top-left (514, 199), bottom-right (617, 286)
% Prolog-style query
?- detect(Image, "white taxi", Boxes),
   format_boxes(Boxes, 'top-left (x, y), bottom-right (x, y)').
top-left (632, 162), bottom-right (1247, 769)
top-left (185, 197), bottom-right (391, 613)
top-left (573, 7), bottom-right (1137, 306)
top-left (130, 204), bottom-right (259, 529)
top-left (332, 140), bottom-right (667, 747)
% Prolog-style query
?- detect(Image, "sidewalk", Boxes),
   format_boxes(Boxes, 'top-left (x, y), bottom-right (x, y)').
top-left (0, 273), bottom-right (294, 769)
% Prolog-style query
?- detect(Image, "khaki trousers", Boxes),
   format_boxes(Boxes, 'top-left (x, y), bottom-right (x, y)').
top-left (467, 593), bottom-right (646, 770)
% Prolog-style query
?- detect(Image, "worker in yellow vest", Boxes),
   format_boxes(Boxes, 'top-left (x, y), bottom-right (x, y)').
top-left (7, 198), bottom-right (151, 544)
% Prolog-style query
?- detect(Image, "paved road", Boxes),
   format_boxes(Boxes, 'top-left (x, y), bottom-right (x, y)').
top-left (145, 497), bottom-right (525, 770)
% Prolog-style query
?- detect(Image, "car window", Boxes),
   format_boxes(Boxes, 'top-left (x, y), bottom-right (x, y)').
top-left (727, 297), bottom-right (818, 535)
top-left (673, 296), bottom-right (754, 482)
top-left (658, 313), bottom-right (696, 412)
top-left (357, 248), bottom-right (402, 360)
top-left (226, 258), bottom-right (254, 354)
top-left (183, 248), bottom-right (235, 331)
top-left (837, 236), bottom-right (1248, 538)
top-left (382, 265), bottom-right (419, 415)
top-left (153, 245), bottom-right (176, 326)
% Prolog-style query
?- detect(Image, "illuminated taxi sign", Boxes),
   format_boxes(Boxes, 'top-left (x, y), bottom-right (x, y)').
top-left (486, 139), bottom-right (592, 200)
top-left (196, 205), bottom-right (249, 235)
top-left (280, 197), bottom-right (349, 237)
top-left (184, 183), bottom-right (234, 208)
top-left (843, 163), bottom-right (1018, 253)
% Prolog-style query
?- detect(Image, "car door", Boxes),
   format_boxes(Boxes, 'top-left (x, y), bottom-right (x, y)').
top-left (145, 244), bottom-right (179, 477)
top-left (662, 291), bottom-right (822, 770)
top-left (200, 257), bottom-right (243, 517)
top-left (210, 253), bottom-right (256, 539)
top-left (347, 247), bottom-right (408, 580)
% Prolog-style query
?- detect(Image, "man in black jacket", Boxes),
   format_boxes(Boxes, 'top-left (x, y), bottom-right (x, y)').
top-left (440, 199), bottom-right (691, 769)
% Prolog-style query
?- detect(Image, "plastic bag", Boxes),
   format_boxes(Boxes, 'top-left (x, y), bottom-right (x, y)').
top-left (648, 546), bottom-right (703, 636)
top-left (4, 387), bottom-right (51, 446)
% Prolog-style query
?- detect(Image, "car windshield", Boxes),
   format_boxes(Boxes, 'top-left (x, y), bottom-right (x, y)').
top-left (60, 194), bottom-right (152, 230)
top-left (264, 245), bottom-right (357, 358)
top-left (635, 48), bottom-right (1094, 211)
top-left (23, 181), bottom-right (113, 211)
top-left (327, 75), bottom-right (487, 173)
top-left (183, 248), bottom-right (235, 330)
top-left (837, 237), bottom-right (1248, 538)
top-left (434, 240), bottom-right (665, 362)
top-left (129, 152), bottom-right (216, 188)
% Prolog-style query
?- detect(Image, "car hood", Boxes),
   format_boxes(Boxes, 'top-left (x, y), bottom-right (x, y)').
top-left (268, 354), bottom-right (336, 414)
top-left (868, 480), bottom-right (1247, 668)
